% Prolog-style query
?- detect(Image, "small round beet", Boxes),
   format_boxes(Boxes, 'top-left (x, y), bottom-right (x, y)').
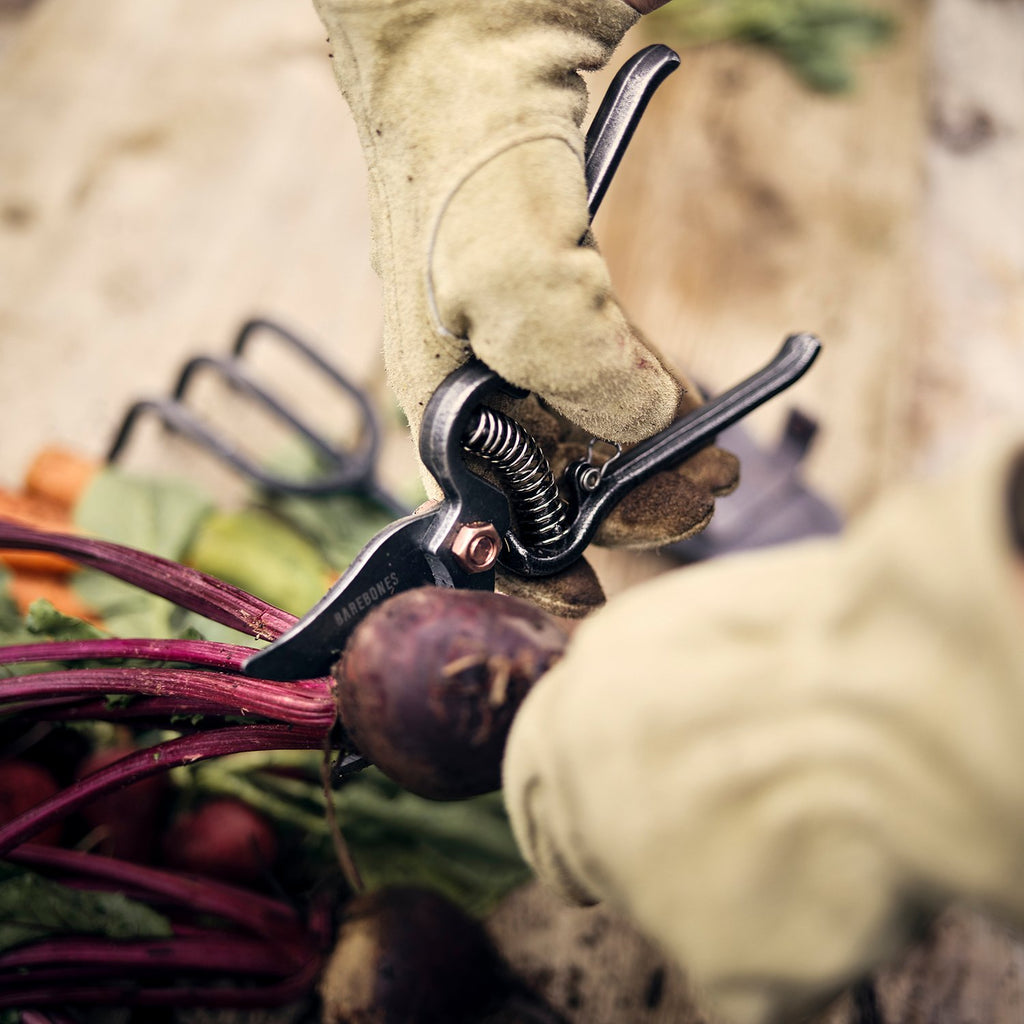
top-left (320, 886), bottom-right (500, 1024)
top-left (334, 588), bottom-right (567, 800)
top-left (0, 760), bottom-right (62, 845)
top-left (77, 745), bottom-right (169, 862)
top-left (162, 797), bottom-right (277, 887)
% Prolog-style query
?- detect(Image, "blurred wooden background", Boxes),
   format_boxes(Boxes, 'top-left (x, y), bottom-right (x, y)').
top-left (1, 0), bottom-right (1023, 1021)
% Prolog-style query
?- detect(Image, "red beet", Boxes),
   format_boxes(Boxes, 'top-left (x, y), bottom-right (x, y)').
top-left (320, 886), bottom-right (500, 1024)
top-left (334, 587), bottom-right (568, 800)
top-left (0, 760), bottom-right (62, 845)
top-left (77, 745), bottom-right (169, 862)
top-left (162, 797), bottom-right (277, 887)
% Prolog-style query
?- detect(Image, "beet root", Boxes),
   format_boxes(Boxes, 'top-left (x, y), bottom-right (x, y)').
top-left (334, 587), bottom-right (568, 801)
top-left (0, 760), bottom-right (62, 845)
top-left (320, 886), bottom-right (500, 1024)
top-left (77, 745), bottom-right (170, 862)
top-left (161, 797), bottom-right (277, 887)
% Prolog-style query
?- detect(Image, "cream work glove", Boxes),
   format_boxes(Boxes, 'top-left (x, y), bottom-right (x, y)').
top-left (504, 429), bottom-right (1024, 1024)
top-left (314, 0), bottom-right (739, 613)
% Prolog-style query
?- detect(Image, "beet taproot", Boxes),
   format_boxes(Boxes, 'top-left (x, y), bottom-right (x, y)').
top-left (77, 744), bottom-right (169, 862)
top-left (333, 587), bottom-right (568, 800)
top-left (320, 886), bottom-right (500, 1024)
top-left (162, 797), bottom-right (277, 887)
top-left (0, 760), bottom-right (62, 845)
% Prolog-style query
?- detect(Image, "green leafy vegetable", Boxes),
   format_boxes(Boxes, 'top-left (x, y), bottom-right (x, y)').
top-left (0, 569), bottom-right (33, 652)
top-left (0, 571), bottom-right (21, 635)
top-left (184, 507), bottom-right (330, 617)
top-left (255, 438), bottom-right (417, 571)
top-left (71, 469), bottom-right (247, 643)
top-left (75, 469), bottom-right (213, 561)
top-left (24, 598), bottom-right (107, 642)
top-left (647, 0), bottom-right (896, 92)
top-left (339, 779), bottom-right (532, 917)
top-left (68, 457), bottom-right (400, 636)
top-left (0, 863), bottom-right (172, 953)
top-left (1, 591), bottom-right (111, 676)
top-left (265, 490), bottom-right (399, 575)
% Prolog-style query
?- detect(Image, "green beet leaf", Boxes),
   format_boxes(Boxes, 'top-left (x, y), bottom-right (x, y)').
top-left (184, 507), bottom-right (331, 618)
top-left (0, 863), bottom-right (172, 953)
top-left (74, 468), bottom-right (213, 561)
top-left (70, 467), bottom-right (247, 641)
top-left (0, 569), bottom-right (32, 651)
top-left (25, 598), bottom-right (107, 642)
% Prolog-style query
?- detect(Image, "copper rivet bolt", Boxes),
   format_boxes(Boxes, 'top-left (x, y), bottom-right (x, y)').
top-left (451, 523), bottom-right (501, 574)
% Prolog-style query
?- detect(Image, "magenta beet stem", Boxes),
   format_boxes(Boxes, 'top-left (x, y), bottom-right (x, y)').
top-left (0, 955), bottom-right (322, 1010)
top-left (0, 724), bottom-right (329, 855)
top-left (0, 932), bottom-right (312, 979)
top-left (9, 843), bottom-right (306, 939)
top-left (0, 637), bottom-right (256, 671)
top-left (0, 666), bottom-right (334, 727)
top-left (29, 695), bottom-right (281, 723)
top-left (0, 520), bottom-right (297, 641)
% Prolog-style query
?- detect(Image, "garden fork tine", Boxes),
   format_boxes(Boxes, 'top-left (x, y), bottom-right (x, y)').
top-left (107, 317), bottom-right (409, 515)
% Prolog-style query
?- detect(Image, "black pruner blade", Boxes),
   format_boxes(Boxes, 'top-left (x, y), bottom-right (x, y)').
top-left (242, 507), bottom-right (492, 681)
top-left (242, 514), bottom-right (439, 681)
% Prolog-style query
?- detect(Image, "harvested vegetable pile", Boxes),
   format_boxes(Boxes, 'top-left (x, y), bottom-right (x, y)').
top-left (0, 451), bottom-right (564, 1023)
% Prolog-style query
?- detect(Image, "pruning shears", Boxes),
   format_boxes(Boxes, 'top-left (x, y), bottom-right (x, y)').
top-left (243, 45), bottom-right (821, 686)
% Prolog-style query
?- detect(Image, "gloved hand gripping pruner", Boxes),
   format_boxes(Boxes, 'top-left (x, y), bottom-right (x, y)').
top-left (242, 46), bottom-right (822, 687)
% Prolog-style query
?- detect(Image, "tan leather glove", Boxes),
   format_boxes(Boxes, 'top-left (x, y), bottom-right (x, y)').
top-left (504, 429), bottom-right (1024, 1024)
top-left (314, 0), bottom-right (739, 613)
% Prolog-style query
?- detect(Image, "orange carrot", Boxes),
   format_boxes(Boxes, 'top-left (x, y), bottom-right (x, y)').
top-left (24, 446), bottom-right (98, 511)
top-left (0, 489), bottom-right (79, 574)
top-left (6, 570), bottom-right (104, 626)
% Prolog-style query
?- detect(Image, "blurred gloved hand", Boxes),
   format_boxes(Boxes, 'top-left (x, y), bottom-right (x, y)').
top-left (314, 0), bottom-right (739, 612)
top-left (504, 431), bottom-right (1024, 1024)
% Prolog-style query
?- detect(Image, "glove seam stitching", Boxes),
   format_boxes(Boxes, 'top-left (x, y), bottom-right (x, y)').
top-left (424, 127), bottom-right (584, 343)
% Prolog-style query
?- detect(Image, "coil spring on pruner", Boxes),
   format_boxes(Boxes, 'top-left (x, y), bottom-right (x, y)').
top-left (462, 407), bottom-right (570, 549)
